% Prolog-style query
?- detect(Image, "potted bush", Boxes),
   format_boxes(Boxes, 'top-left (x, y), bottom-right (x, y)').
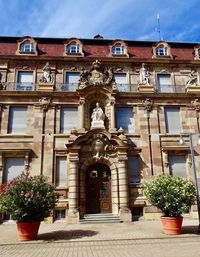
top-left (143, 175), bottom-right (195, 235)
top-left (0, 171), bottom-right (58, 240)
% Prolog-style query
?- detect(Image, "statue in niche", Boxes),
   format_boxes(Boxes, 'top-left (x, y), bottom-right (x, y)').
top-left (139, 63), bottom-right (150, 85)
top-left (91, 102), bottom-right (105, 122)
top-left (186, 70), bottom-right (198, 87)
top-left (40, 62), bottom-right (54, 83)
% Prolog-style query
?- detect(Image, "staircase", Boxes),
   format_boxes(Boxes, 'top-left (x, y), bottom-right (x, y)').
top-left (80, 213), bottom-right (121, 224)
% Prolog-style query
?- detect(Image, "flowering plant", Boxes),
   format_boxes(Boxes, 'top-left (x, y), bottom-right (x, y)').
top-left (143, 175), bottom-right (196, 217)
top-left (0, 172), bottom-right (58, 222)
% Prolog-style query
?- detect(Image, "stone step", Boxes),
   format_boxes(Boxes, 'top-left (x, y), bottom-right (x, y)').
top-left (80, 213), bottom-right (121, 224)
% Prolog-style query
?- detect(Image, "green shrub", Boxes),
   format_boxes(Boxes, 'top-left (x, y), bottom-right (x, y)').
top-left (0, 171), bottom-right (58, 222)
top-left (143, 175), bottom-right (196, 217)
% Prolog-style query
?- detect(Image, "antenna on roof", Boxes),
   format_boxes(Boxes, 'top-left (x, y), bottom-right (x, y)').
top-left (156, 14), bottom-right (162, 41)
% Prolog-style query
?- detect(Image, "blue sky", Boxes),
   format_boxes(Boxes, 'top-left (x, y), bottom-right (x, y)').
top-left (0, 0), bottom-right (200, 42)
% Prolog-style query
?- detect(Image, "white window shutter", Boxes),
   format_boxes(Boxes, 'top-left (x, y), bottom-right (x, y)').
top-left (128, 156), bottom-right (140, 184)
top-left (60, 107), bottom-right (78, 133)
top-left (8, 107), bottom-right (27, 133)
top-left (168, 155), bottom-right (187, 178)
top-left (116, 108), bottom-right (134, 133)
top-left (164, 108), bottom-right (181, 133)
top-left (56, 157), bottom-right (67, 187)
top-left (4, 157), bottom-right (24, 182)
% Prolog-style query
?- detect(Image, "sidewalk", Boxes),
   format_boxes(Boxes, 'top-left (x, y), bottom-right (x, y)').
top-left (0, 218), bottom-right (199, 245)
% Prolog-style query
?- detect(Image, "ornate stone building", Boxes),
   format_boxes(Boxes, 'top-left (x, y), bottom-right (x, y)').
top-left (0, 35), bottom-right (200, 223)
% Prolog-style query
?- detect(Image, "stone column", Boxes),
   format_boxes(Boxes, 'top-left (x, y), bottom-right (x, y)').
top-left (78, 97), bottom-right (85, 132)
top-left (117, 147), bottom-right (132, 222)
top-left (67, 147), bottom-right (80, 224)
top-left (110, 97), bottom-right (116, 132)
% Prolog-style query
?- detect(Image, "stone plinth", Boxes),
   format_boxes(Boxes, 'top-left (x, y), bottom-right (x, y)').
top-left (186, 85), bottom-right (200, 93)
top-left (67, 210), bottom-right (80, 224)
top-left (38, 83), bottom-right (54, 91)
top-left (91, 120), bottom-right (105, 129)
top-left (119, 207), bottom-right (132, 222)
top-left (138, 84), bottom-right (155, 93)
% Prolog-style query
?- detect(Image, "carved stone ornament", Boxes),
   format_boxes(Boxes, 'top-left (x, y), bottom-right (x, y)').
top-left (38, 97), bottom-right (51, 111)
top-left (40, 62), bottom-right (54, 84)
top-left (90, 134), bottom-right (115, 160)
top-left (191, 98), bottom-right (200, 112)
top-left (79, 59), bottom-right (115, 89)
top-left (143, 98), bottom-right (153, 112)
top-left (186, 71), bottom-right (198, 87)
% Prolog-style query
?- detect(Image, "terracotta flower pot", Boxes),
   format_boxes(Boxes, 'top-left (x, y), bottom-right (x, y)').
top-left (160, 216), bottom-right (183, 235)
top-left (17, 221), bottom-right (41, 241)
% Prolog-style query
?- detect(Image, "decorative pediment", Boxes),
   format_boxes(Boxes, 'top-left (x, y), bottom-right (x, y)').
top-left (152, 41), bottom-right (172, 59)
top-left (78, 60), bottom-right (116, 90)
top-left (63, 38), bottom-right (84, 56)
top-left (16, 36), bottom-right (38, 56)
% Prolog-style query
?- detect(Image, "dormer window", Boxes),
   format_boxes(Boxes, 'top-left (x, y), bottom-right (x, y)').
top-left (109, 40), bottom-right (129, 57)
top-left (156, 45), bottom-right (167, 56)
top-left (67, 43), bottom-right (80, 54)
top-left (64, 38), bottom-right (84, 56)
top-left (194, 45), bottom-right (200, 60)
top-left (152, 41), bottom-right (172, 59)
top-left (16, 37), bottom-right (37, 55)
top-left (112, 45), bottom-right (124, 55)
top-left (20, 41), bottom-right (33, 53)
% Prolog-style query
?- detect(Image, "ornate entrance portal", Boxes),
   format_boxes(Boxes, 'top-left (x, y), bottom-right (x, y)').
top-left (86, 164), bottom-right (111, 214)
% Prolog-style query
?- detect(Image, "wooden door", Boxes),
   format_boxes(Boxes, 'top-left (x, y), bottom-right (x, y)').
top-left (86, 164), bottom-right (111, 214)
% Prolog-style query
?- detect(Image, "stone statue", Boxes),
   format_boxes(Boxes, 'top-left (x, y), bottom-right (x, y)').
top-left (91, 102), bottom-right (105, 122)
top-left (186, 71), bottom-right (198, 86)
top-left (40, 62), bottom-right (54, 83)
top-left (139, 63), bottom-right (150, 85)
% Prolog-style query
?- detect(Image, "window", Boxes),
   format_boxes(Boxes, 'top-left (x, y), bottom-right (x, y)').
top-left (113, 73), bottom-right (127, 91)
top-left (164, 107), bottom-right (181, 133)
top-left (56, 157), bottom-right (67, 187)
top-left (156, 46), bottom-right (167, 56)
top-left (3, 157), bottom-right (24, 183)
top-left (116, 107), bottom-right (134, 133)
top-left (67, 44), bottom-right (80, 54)
top-left (65, 72), bottom-right (80, 91)
top-left (8, 107), bottom-right (27, 134)
top-left (168, 155), bottom-right (187, 178)
top-left (112, 45), bottom-right (124, 55)
top-left (55, 209), bottom-right (66, 220)
top-left (17, 71), bottom-right (33, 90)
top-left (20, 41), bottom-right (33, 53)
top-left (157, 74), bottom-right (172, 92)
top-left (128, 156), bottom-right (140, 184)
top-left (60, 107), bottom-right (78, 133)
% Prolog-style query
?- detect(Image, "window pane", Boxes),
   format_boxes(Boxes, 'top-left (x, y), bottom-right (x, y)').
top-left (116, 107), bottom-right (134, 133)
top-left (3, 157), bottom-right (24, 183)
top-left (66, 72), bottom-right (80, 84)
top-left (17, 72), bottom-right (33, 83)
top-left (157, 74), bottom-right (172, 92)
top-left (8, 107), bottom-right (27, 133)
top-left (168, 155), bottom-right (187, 178)
top-left (56, 157), bottom-right (67, 187)
top-left (128, 156), bottom-right (140, 184)
top-left (164, 108), bottom-right (181, 133)
top-left (60, 107), bottom-right (78, 133)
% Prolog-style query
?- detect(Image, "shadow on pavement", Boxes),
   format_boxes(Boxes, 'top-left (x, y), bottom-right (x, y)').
top-left (182, 225), bottom-right (199, 235)
top-left (37, 229), bottom-right (98, 241)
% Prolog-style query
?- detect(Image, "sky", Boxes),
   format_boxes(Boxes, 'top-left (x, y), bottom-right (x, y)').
top-left (0, 0), bottom-right (200, 42)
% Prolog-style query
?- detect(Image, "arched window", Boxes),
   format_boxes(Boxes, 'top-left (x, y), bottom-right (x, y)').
top-left (112, 44), bottom-right (124, 55)
top-left (153, 42), bottom-right (172, 59)
top-left (156, 45), bottom-right (168, 56)
top-left (67, 43), bottom-right (80, 54)
top-left (20, 41), bottom-right (33, 53)
top-left (64, 39), bottom-right (84, 56)
top-left (110, 40), bottom-right (129, 57)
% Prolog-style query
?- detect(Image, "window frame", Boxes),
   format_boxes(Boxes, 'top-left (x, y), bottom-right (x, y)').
top-left (8, 106), bottom-right (28, 134)
top-left (128, 155), bottom-right (141, 184)
top-left (168, 154), bottom-right (187, 178)
top-left (55, 156), bottom-right (67, 188)
top-left (60, 106), bottom-right (78, 134)
top-left (164, 107), bottom-right (181, 134)
top-left (16, 37), bottom-right (37, 56)
top-left (115, 107), bottom-right (134, 134)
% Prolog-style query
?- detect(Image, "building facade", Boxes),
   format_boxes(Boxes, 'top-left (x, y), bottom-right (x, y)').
top-left (0, 35), bottom-right (200, 223)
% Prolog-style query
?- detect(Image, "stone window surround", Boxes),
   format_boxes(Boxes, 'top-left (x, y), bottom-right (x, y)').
top-left (194, 45), bottom-right (200, 60)
top-left (109, 40), bottom-right (129, 57)
top-left (63, 38), bottom-right (84, 56)
top-left (16, 37), bottom-right (38, 56)
top-left (152, 41), bottom-right (173, 59)
top-left (54, 152), bottom-right (68, 189)
top-left (14, 69), bottom-right (36, 84)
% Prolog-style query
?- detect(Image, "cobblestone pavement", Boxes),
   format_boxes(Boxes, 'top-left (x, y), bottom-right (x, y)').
top-left (0, 219), bottom-right (200, 257)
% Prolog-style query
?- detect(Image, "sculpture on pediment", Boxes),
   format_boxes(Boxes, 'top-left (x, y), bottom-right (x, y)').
top-left (186, 71), bottom-right (198, 87)
top-left (79, 59), bottom-right (114, 89)
top-left (139, 63), bottom-right (150, 85)
top-left (40, 62), bottom-right (54, 84)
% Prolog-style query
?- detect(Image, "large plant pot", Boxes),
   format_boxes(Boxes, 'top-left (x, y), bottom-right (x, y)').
top-left (160, 216), bottom-right (183, 235)
top-left (17, 221), bottom-right (41, 241)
